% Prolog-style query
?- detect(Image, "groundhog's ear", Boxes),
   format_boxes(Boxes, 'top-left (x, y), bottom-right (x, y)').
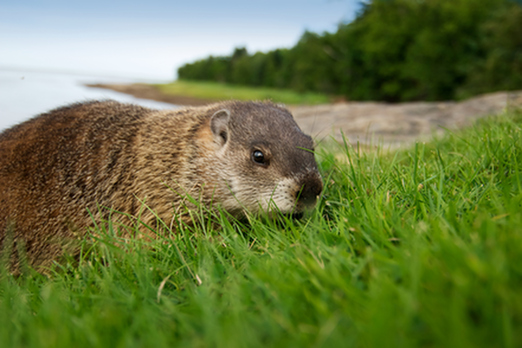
top-left (210, 109), bottom-right (231, 146)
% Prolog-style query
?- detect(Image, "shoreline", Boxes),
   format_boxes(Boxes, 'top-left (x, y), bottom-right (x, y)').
top-left (86, 83), bottom-right (217, 106)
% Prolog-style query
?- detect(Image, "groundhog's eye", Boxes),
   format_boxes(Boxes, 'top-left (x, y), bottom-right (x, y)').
top-left (252, 150), bottom-right (267, 165)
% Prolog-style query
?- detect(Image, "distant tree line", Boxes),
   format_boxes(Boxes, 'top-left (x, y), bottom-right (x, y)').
top-left (177, 0), bottom-right (522, 102)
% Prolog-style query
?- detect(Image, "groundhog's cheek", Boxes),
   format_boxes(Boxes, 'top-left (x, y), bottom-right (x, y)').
top-left (217, 164), bottom-right (303, 215)
top-left (228, 177), bottom-right (298, 215)
top-left (262, 177), bottom-right (301, 213)
top-left (217, 175), bottom-right (256, 212)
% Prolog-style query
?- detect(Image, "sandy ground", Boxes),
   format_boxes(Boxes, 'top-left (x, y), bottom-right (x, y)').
top-left (88, 83), bottom-right (522, 146)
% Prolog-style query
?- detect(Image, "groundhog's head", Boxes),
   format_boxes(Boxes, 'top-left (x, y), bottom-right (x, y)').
top-left (203, 101), bottom-right (323, 217)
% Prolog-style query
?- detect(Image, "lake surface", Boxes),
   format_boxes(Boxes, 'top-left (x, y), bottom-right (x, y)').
top-left (0, 69), bottom-right (178, 132)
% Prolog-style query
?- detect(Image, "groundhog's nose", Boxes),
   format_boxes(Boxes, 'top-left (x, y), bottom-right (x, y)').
top-left (297, 174), bottom-right (323, 208)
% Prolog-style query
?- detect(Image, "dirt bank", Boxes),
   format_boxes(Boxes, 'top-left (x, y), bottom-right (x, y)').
top-left (88, 83), bottom-right (522, 146)
top-left (289, 91), bottom-right (522, 146)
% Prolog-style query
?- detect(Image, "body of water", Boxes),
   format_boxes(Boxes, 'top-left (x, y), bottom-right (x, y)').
top-left (0, 69), bottom-right (178, 132)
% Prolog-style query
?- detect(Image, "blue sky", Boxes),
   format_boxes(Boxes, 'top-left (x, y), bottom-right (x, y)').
top-left (0, 0), bottom-right (360, 80)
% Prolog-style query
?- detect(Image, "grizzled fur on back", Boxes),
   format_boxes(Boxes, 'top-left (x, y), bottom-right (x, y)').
top-left (0, 100), bottom-right (323, 269)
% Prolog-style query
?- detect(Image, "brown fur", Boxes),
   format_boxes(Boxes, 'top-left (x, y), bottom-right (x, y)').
top-left (0, 100), bottom-right (322, 270)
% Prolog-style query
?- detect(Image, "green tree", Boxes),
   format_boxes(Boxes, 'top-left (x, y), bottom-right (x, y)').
top-left (177, 0), bottom-right (522, 102)
top-left (462, 2), bottom-right (522, 97)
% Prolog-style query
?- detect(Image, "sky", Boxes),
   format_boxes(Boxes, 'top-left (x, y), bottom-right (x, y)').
top-left (0, 0), bottom-right (361, 81)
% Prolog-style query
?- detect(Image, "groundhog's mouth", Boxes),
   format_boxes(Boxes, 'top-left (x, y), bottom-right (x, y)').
top-left (257, 210), bottom-right (304, 221)
top-left (290, 212), bottom-right (304, 220)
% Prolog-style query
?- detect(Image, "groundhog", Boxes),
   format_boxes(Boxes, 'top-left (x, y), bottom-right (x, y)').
top-left (0, 100), bottom-right (323, 270)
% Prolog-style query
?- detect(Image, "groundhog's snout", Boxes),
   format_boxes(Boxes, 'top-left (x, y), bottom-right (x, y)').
top-left (296, 173), bottom-right (323, 208)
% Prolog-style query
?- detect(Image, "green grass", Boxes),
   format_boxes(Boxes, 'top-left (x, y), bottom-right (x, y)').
top-left (154, 80), bottom-right (331, 105)
top-left (2, 110), bottom-right (522, 347)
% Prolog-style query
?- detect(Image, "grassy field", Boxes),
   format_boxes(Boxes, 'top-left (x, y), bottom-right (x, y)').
top-left (154, 80), bottom-right (332, 105)
top-left (1, 110), bottom-right (522, 347)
